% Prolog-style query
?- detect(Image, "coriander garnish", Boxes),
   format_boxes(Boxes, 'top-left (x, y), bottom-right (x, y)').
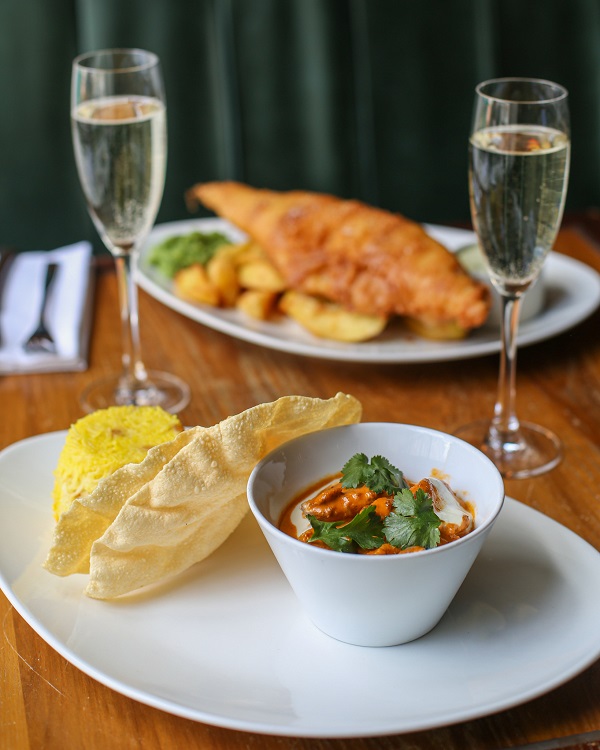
top-left (341, 453), bottom-right (409, 494)
top-left (306, 453), bottom-right (441, 553)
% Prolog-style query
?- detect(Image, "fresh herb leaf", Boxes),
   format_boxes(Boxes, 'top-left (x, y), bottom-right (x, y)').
top-left (340, 453), bottom-right (370, 488)
top-left (307, 505), bottom-right (385, 553)
top-left (367, 455), bottom-right (409, 494)
top-left (341, 453), bottom-right (409, 495)
top-left (383, 488), bottom-right (441, 550)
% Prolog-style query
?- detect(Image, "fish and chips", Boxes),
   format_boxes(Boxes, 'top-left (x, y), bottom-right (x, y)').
top-left (181, 181), bottom-right (491, 340)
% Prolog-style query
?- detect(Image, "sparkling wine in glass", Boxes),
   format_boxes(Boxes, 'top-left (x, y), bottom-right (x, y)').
top-left (455, 78), bottom-right (570, 478)
top-left (71, 48), bottom-right (190, 413)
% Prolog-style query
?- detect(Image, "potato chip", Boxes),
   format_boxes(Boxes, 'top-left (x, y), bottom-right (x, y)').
top-left (206, 251), bottom-right (240, 306)
top-left (237, 259), bottom-right (287, 292)
top-left (44, 393), bottom-right (362, 599)
top-left (235, 289), bottom-right (279, 320)
top-left (173, 263), bottom-right (220, 306)
top-left (279, 291), bottom-right (388, 342)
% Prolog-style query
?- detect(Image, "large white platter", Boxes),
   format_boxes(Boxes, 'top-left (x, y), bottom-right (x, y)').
top-left (1, 431), bottom-right (600, 738)
top-left (137, 219), bottom-right (600, 363)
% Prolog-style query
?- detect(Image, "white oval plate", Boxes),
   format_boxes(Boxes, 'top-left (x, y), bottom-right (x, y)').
top-left (1, 432), bottom-right (600, 738)
top-left (136, 219), bottom-right (600, 363)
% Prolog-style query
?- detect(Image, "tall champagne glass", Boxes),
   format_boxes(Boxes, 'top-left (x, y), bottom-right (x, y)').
top-left (455, 78), bottom-right (570, 478)
top-left (71, 48), bottom-right (190, 413)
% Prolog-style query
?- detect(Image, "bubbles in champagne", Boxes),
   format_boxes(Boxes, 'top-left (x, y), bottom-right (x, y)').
top-left (72, 96), bottom-right (167, 254)
top-left (469, 125), bottom-right (569, 293)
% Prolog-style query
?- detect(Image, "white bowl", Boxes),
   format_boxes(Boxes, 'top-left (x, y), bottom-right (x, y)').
top-left (247, 422), bottom-right (505, 647)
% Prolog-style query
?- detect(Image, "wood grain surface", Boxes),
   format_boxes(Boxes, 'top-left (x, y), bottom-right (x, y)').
top-left (1, 221), bottom-right (600, 750)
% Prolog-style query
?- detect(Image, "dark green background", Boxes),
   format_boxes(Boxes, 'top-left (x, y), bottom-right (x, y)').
top-left (2, 0), bottom-right (599, 253)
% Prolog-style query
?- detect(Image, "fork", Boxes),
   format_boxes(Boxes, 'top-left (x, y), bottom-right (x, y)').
top-left (23, 262), bottom-right (59, 354)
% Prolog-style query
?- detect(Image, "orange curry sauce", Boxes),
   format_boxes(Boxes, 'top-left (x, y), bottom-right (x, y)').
top-left (279, 473), bottom-right (475, 555)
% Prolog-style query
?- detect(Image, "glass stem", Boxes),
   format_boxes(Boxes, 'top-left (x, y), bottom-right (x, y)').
top-left (114, 252), bottom-right (149, 389)
top-left (488, 294), bottom-right (523, 452)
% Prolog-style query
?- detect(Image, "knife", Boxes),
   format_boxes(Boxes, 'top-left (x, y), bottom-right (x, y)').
top-left (0, 248), bottom-right (16, 347)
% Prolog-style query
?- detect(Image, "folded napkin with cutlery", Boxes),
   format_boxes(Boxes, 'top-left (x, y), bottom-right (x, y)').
top-left (0, 242), bottom-right (93, 374)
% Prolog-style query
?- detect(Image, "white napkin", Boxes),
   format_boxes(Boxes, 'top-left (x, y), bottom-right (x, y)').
top-left (0, 242), bottom-right (94, 374)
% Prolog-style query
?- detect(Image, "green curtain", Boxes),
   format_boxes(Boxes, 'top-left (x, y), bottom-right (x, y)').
top-left (1, 0), bottom-right (599, 253)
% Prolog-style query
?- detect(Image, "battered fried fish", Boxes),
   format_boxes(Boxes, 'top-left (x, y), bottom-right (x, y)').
top-left (186, 181), bottom-right (490, 335)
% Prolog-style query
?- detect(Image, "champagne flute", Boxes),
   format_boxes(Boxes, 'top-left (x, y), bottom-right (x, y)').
top-left (71, 48), bottom-right (190, 413)
top-left (455, 78), bottom-right (570, 479)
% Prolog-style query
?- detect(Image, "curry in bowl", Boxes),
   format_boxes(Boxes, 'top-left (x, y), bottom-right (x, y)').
top-left (279, 453), bottom-right (475, 554)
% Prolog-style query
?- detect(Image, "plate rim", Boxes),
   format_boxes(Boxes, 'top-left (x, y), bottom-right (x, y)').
top-left (136, 219), bottom-right (600, 364)
top-left (2, 431), bottom-right (600, 738)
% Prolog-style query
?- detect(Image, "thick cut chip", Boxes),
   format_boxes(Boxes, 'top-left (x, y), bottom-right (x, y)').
top-left (174, 263), bottom-right (221, 306)
top-left (44, 393), bottom-right (362, 599)
top-left (279, 290), bottom-right (387, 342)
top-left (236, 289), bottom-right (279, 320)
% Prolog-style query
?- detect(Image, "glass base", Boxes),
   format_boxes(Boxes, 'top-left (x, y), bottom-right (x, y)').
top-left (453, 419), bottom-right (563, 479)
top-left (80, 370), bottom-right (191, 414)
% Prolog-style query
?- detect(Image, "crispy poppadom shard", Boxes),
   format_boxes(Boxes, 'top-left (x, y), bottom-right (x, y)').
top-left (43, 393), bottom-right (362, 599)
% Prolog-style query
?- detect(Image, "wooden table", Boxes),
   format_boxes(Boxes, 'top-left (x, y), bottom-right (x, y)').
top-left (2, 219), bottom-right (600, 750)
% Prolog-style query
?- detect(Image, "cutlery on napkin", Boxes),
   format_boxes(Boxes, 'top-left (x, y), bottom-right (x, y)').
top-left (0, 248), bottom-right (16, 346)
top-left (0, 242), bottom-right (94, 374)
top-left (22, 262), bottom-right (60, 353)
